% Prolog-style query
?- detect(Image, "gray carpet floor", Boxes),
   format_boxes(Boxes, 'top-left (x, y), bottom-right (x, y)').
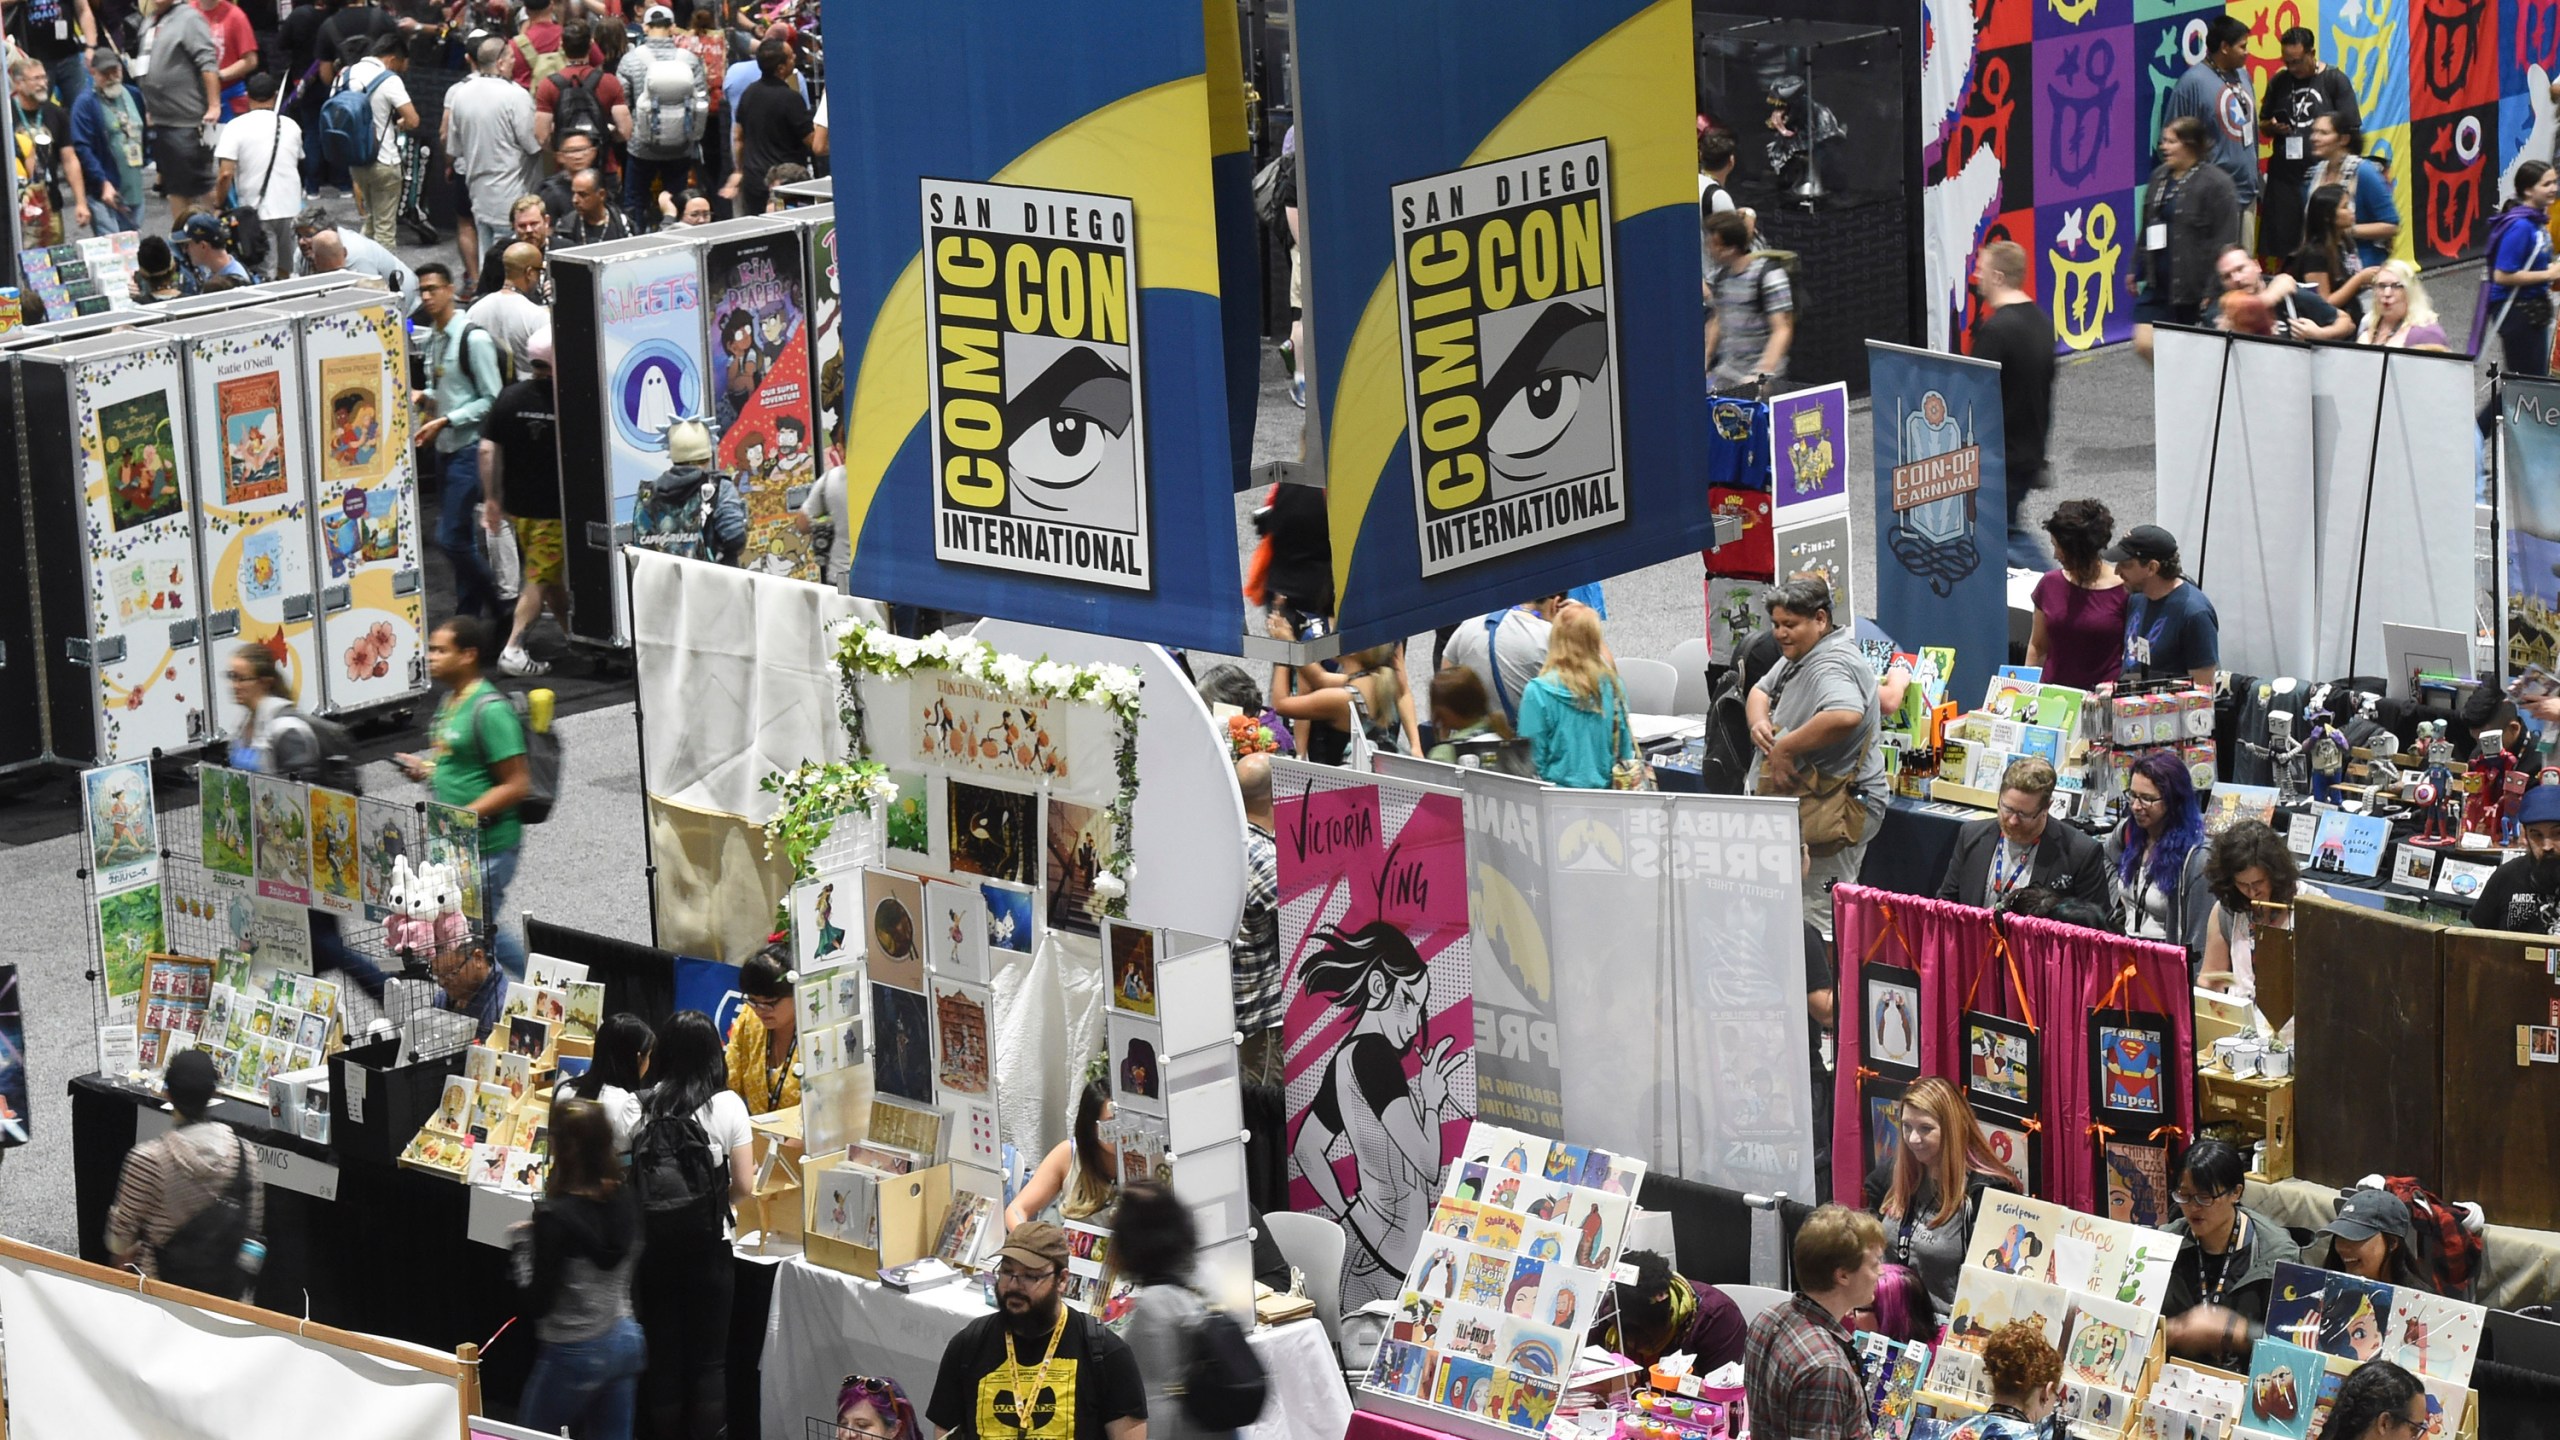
top-left (0, 243), bottom-right (2496, 1258)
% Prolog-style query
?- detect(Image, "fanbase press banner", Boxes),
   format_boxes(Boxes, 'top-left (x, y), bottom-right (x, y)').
top-left (1272, 760), bottom-right (1475, 1309)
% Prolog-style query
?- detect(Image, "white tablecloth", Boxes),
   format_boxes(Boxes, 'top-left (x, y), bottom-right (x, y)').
top-left (759, 1258), bottom-right (1351, 1440)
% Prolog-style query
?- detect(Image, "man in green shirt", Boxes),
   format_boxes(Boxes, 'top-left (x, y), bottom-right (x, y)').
top-left (395, 616), bottom-right (530, 977)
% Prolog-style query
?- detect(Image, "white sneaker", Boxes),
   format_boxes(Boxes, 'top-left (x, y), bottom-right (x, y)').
top-left (498, 646), bottom-right (549, 676)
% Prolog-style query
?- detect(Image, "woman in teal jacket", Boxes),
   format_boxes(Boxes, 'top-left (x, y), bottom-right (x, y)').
top-left (1515, 608), bottom-right (1629, 789)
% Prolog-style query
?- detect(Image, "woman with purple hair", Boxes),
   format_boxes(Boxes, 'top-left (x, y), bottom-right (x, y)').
top-left (2105, 750), bottom-right (2214, 974)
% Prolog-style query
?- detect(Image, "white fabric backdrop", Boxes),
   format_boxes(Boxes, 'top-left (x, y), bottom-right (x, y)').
top-left (0, 1255), bottom-right (460, 1440)
top-left (2156, 332), bottom-right (2319, 681)
top-left (2325, 348), bottom-right (2478, 677)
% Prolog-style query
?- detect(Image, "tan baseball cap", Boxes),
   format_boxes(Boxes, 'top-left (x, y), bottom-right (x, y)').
top-left (996, 1220), bottom-right (1069, 1273)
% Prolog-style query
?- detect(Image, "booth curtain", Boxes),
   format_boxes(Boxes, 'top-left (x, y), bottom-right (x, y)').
top-left (1829, 884), bottom-right (2195, 1213)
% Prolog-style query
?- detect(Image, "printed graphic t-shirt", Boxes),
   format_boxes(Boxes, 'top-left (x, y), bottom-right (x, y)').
top-left (927, 1309), bottom-right (1147, 1440)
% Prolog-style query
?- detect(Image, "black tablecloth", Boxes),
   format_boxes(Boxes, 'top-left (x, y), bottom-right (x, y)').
top-left (70, 1072), bottom-right (772, 1429)
top-left (1854, 796), bottom-right (1974, 898)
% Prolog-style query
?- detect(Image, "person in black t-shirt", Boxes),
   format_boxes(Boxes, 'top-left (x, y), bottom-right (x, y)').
top-left (926, 1222), bottom-right (1147, 1440)
top-left (480, 325), bottom-right (568, 678)
top-left (723, 35), bottom-right (808, 219)
top-left (314, 0), bottom-right (395, 84)
top-left (2255, 27), bottom-right (2360, 266)
top-left (1968, 238), bottom-right (2055, 571)
top-left (2468, 783), bottom-right (2560, 935)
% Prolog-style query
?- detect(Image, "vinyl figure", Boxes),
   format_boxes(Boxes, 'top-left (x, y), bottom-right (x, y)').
top-left (2249, 711), bottom-right (2310, 806)
top-left (2417, 741), bottom-right (2462, 845)
top-left (2305, 711), bottom-right (2348, 805)
top-left (2466, 735), bottom-right (2514, 843)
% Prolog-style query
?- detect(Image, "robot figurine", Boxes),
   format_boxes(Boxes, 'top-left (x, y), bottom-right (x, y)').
top-left (2305, 708), bottom-right (2349, 805)
top-left (2416, 739), bottom-right (2464, 845)
top-left (2466, 735), bottom-right (2528, 845)
top-left (2248, 711), bottom-right (2311, 806)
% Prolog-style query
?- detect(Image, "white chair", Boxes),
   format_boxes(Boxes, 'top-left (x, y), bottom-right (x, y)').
top-left (1715, 1282), bottom-right (1797, 1330)
top-left (1260, 1211), bottom-right (1351, 1364)
top-left (1667, 638), bottom-right (1714, 716)
top-left (1620, 657), bottom-right (1680, 716)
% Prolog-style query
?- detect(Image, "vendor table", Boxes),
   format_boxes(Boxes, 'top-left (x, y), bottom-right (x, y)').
top-left (2245, 1178), bottom-right (2560, 1312)
top-left (1346, 1408), bottom-right (1458, 1440)
top-left (758, 1256), bottom-right (1352, 1440)
top-left (68, 1072), bottom-right (778, 1427)
top-left (1854, 797), bottom-right (1974, 897)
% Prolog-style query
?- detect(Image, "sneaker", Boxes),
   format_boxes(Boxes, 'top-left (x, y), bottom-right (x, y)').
top-left (1290, 373), bottom-right (1306, 409)
top-left (499, 646), bottom-right (550, 677)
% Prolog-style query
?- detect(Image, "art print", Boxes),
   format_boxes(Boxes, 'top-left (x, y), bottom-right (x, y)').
top-left (1863, 962), bottom-right (1923, 1072)
top-left (2095, 1015), bottom-right (2170, 1119)
top-left (2386, 1290), bottom-right (2485, 1387)
top-left (1978, 1111), bottom-right (2035, 1195)
top-left (946, 779), bottom-right (1039, 887)
top-left (1473, 1208), bottom-right (1523, 1253)
top-left (1429, 1198), bottom-right (1483, 1242)
top-left (1947, 1270), bottom-right (2069, 1351)
top-left (1965, 1010), bottom-right (2036, 1113)
top-left (1502, 1377), bottom-right (1558, 1434)
top-left (2063, 1292), bottom-right (2156, 1392)
top-left (2101, 1141), bottom-right (2172, 1229)
top-left (1499, 1318), bottom-right (1571, 1379)
top-left (869, 982), bottom-right (935, 1104)
top-left (1459, 1252), bottom-right (1510, 1309)
top-left (1046, 796), bottom-right (1110, 935)
top-left (1406, 1237), bottom-right (1466, 1302)
top-left (1105, 920), bottom-right (1157, 1015)
top-left (703, 230), bottom-right (819, 575)
top-left (423, 803), bottom-right (484, 920)
top-left (1517, 1219), bottom-right (1571, 1265)
top-left (356, 797), bottom-right (411, 919)
top-left (1862, 1076), bottom-right (1907, 1177)
top-left (1563, 1191), bottom-right (1628, 1271)
top-left (791, 871), bottom-right (856, 972)
top-left (861, 868), bottom-right (926, 992)
top-left (2316, 1274), bottom-right (2394, 1364)
top-left (307, 787), bottom-right (360, 911)
top-left (883, 768), bottom-right (934, 866)
top-left (980, 879), bottom-right (1034, 958)
top-left (1539, 1270), bottom-right (1597, 1331)
top-left (99, 391), bottom-right (182, 532)
top-left (82, 761), bottom-right (158, 894)
top-left (1443, 1306), bottom-right (1500, 1360)
top-left (507, 1015), bottom-right (552, 1060)
top-left (1500, 1257), bottom-right (1545, 1317)
top-left (922, 879), bottom-right (989, 984)
top-left (1365, 1339), bottom-right (1435, 1398)
top-left (319, 355), bottom-right (388, 483)
top-left (248, 774), bottom-right (311, 901)
top-left (2264, 1265), bottom-right (2328, 1350)
top-left (217, 371), bottom-right (286, 503)
top-left (1435, 1355), bottom-right (1498, 1417)
top-left (199, 765), bottom-right (256, 878)
top-left (2242, 1336), bottom-right (2323, 1440)
top-left (96, 887), bottom-right (163, 1008)
top-left (1108, 1010), bottom-right (1163, 1115)
top-left (932, 978), bottom-right (991, 1097)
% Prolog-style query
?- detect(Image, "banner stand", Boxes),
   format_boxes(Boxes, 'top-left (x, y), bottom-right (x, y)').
top-left (0, 1233), bottom-right (481, 1435)
top-left (621, 550), bottom-right (665, 951)
top-left (2185, 329), bottom-right (2237, 584)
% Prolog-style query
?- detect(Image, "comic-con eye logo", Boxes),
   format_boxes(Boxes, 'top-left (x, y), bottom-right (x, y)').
top-left (919, 178), bottom-right (1152, 591)
top-left (1391, 137), bottom-right (1628, 577)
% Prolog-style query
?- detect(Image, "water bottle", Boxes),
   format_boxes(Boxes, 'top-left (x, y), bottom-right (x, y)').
top-left (239, 1236), bottom-right (267, 1277)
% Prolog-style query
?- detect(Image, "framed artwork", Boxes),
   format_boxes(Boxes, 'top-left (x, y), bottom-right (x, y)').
top-left (1977, 1109), bottom-right (2036, 1195)
top-left (1963, 1010), bottom-right (2036, 1115)
top-left (2098, 1140), bottom-right (2172, 1229)
top-left (2091, 1012), bottom-right (2172, 1123)
top-left (1860, 1075), bottom-right (1907, 1177)
top-left (1862, 962), bottom-right (1923, 1075)
top-left (862, 867), bottom-right (926, 993)
top-left (1105, 919), bottom-right (1157, 1016)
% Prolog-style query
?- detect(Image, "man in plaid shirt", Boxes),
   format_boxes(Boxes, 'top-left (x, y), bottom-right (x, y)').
top-left (1234, 752), bottom-right (1283, 1085)
top-left (1743, 1204), bottom-right (1886, 1440)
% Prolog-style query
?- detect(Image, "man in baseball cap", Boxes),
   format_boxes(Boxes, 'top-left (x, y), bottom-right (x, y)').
top-left (2319, 1189), bottom-right (2424, 1288)
top-left (2106, 523), bottom-right (2221, 688)
top-left (925, 1218), bottom-right (1147, 1440)
top-left (2470, 781), bottom-right (2560, 934)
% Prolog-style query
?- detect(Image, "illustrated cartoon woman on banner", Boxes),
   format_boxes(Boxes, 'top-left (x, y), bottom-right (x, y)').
top-left (1289, 918), bottom-right (1466, 1307)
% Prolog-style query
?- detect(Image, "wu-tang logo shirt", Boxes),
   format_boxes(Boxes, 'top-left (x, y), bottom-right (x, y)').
top-left (929, 1309), bottom-right (1148, 1440)
top-left (978, 1359), bottom-right (1076, 1440)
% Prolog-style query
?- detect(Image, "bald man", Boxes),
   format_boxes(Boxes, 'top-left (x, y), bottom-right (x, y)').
top-left (1235, 750), bottom-right (1281, 1083)
top-left (466, 240), bottom-right (547, 371)
top-left (302, 224), bottom-right (418, 314)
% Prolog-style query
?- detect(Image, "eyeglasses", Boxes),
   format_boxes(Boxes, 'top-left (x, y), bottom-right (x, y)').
top-left (1998, 801), bottom-right (2046, 823)
top-left (994, 1264), bottom-right (1056, 1287)
top-left (2128, 792), bottom-right (2166, 809)
top-left (747, 992), bottom-right (790, 1010)
top-left (2382, 1410), bottom-right (2430, 1436)
top-left (2170, 1187), bottom-right (2232, 1208)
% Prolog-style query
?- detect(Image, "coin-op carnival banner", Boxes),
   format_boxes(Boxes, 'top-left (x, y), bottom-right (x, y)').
top-left (820, 0), bottom-right (1244, 651)
top-left (1293, 0), bottom-right (1711, 650)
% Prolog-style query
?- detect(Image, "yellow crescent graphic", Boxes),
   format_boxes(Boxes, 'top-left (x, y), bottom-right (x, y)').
top-left (839, 75), bottom-right (1220, 567)
top-left (1326, 0), bottom-right (1694, 612)
top-left (1475, 860), bottom-right (1551, 1007)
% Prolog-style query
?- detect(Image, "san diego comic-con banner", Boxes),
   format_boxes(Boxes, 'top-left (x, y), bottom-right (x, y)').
top-left (1293, 0), bottom-right (1709, 649)
top-left (821, 0), bottom-right (1243, 650)
top-left (1867, 340), bottom-right (2008, 713)
top-left (1271, 758), bottom-right (1476, 1310)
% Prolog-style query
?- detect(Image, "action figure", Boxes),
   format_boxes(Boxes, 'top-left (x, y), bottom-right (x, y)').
top-left (2305, 708), bottom-right (2348, 805)
top-left (2416, 740), bottom-right (2462, 845)
top-left (2466, 735), bottom-right (2514, 842)
top-left (2247, 711), bottom-right (2310, 807)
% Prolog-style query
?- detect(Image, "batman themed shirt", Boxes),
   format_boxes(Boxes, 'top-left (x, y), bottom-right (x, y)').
top-left (926, 1308), bottom-right (1147, 1440)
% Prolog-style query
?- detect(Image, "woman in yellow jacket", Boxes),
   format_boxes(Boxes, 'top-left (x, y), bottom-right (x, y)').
top-left (725, 947), bottom-right (801, 1116)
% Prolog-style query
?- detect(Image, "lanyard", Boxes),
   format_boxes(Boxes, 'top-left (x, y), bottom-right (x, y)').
top-left (2199, 1212), bottom-right (2249, 1310)
top-left (1991, 836), bottom-right (2033, 899)
top-left (1008, 1305), bottom-right (1070, 1411)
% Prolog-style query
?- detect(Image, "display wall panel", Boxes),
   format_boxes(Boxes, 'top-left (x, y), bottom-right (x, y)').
top-left (271, 291), bottom-right (429, 715)
top-left (19, 332), bottom-right (213, 762)
top-left (0, 357), bottom-right (44, 770)
top-left (161, 307), bottom-right (323, 736)
top-left (2293, 895), bottom-right (2444, 1190)
top-left (2439, 930), bottom-right (2560, 1229)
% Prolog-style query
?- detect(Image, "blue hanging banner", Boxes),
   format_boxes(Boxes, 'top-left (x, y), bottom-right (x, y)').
top-left (1866, 340), bottom-right (2010, 709)
top-left (1293, 0), bottom-right (1710, 650)
top-left (822, 0), bottom-right (1245, 651)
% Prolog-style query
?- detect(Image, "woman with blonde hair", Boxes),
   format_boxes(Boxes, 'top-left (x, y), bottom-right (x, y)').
top-left (1267, 612), bottom-right (1420, 763)
top-left (1862, 1076), bottom-right (2018, 1321)
top-left (2356, 260), bottom-right (2448, 349)
top-left (1516, 606), bottom-right (1632, 789)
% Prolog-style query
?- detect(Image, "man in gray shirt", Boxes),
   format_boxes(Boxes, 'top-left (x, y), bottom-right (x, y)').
top-left (441, 37), bottom-right (540, 286)
top-left (2165, 15), bottom-right (2260, 212)
top-left (135, 0), bottom-right (219, 222)
top-left (1745, 577), bottom-right (1886, 940)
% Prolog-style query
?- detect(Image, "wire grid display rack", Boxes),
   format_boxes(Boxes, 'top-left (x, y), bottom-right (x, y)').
top-left (82, 760), bottom-right (484, 1069)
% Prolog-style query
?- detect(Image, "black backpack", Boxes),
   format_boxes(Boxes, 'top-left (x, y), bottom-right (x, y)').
top-left (630, 1101), bottom-right (726, 1225)
top-left (470, 688), bottom-right (561, 824)
top-left (1180, 1304), bottom-right (1269, 1429)
top-left (1700, 666), bottom-right (1755, 796)
top-left (268, 708), bottom-right (363, 794)
top-left (551, 67), bottom-right (610, 144)
top-left (154, 1134), bottom-right (258, 1297)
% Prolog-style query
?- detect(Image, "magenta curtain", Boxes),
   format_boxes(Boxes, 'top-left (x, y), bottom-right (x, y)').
top-left (1830, 884), bottom-right (2197, 1212)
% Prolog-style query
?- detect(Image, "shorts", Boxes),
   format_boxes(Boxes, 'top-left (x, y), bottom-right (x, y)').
top-left (511, 516), bottom-right (564, 585)
top-left (1289, 242), bottom-right (1303, 311)
top-left (151, 125), bottom-right (212, 200)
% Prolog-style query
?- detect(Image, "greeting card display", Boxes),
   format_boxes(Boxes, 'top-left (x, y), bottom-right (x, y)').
top-left (2257, 1261), bottom-right (2485, 1387)
top-left (1863, 961), bottom-right (1923, 1074)
top-left (2240, 1336), bottom-right (2322, 1440)
top-left (862, 867), bottom-right (926, 992)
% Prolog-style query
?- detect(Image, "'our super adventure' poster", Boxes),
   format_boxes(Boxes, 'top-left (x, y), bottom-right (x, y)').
top-left (1294, 0), bottom-right (1708, 649)
top-left (824, 0), bottom-right (1242, 650)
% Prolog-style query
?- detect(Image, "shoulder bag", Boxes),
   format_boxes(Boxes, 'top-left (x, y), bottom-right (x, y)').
top-left (1749, 652), bottom-right (1870, 855)
top-left (1607, 679), bottom-right (1655, 791)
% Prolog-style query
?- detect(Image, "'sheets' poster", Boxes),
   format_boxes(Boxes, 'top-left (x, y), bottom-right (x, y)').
top-left (1275, 760), bottom-right (1476, 1308)
top-left (217, 372), bottom-right (287, 504)
top-left (920, 179), bottom-right (1151, 591)
top-left (602, 245), bottom-right (706, 526)
top-left (703, 230), bottom-right (819, 579)
top-left (1389, 139), bottom-right (1625, 577)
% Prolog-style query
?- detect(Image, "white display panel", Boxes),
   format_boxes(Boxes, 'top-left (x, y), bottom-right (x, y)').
top-left (168, 307), bottom-right (322, 736)
top-left (284, 293), bottom-right (428, 714)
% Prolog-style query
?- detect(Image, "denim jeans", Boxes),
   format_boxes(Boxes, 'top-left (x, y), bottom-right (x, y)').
top-left (482, 843), bottom-right (525, 980)
top-left (91, 197), bottom-right (138, 234)
top-left (519, 1315), bottom-right (646, 1440)
top-left (310, 911), bottom-right (391, 998)
top-left (44, 53), bottom-right (86, 106)
top-left (2006, 467), bottom-right (2053, 573)
top-left (437, 446), bottom-right (499, 620)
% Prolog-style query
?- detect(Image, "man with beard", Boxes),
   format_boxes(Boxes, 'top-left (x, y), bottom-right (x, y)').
top-left (927, 1222), bottom-right (1147, 1440)
top-left (2468, 784), bottom-right (2560, 934)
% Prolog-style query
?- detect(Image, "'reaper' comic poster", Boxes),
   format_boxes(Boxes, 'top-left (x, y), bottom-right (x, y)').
top-left (1274, 759), bottom-right (1475, 1309)
top-left (920, 178), bottom-right (1152, 591)
top-left (1391, 139), bottom-right (1626, 577)
top-left (703, 229), bottom-right (820, 579)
